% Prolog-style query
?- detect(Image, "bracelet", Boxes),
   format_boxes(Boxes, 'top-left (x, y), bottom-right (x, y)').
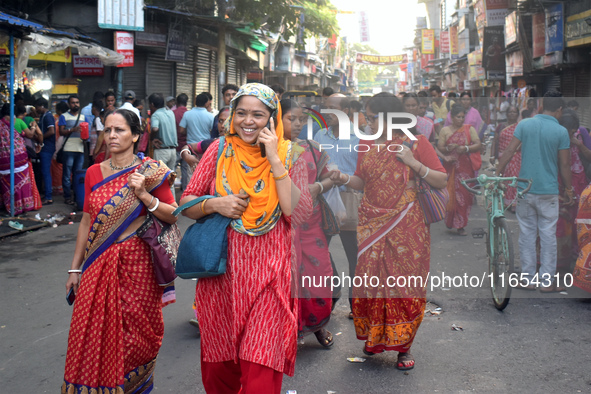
top-left (68, 269), bottom-right (82, 274)
top-left (418, 163), bottom-right (424, 175)
top-left (465, 145), bottom-right (470, 153)
top-left (201, 199), bottom-right (209, 215)
top-left (273, 170), bottom-right (289, 181)
top-left (146, 195), bottom-right (154, 208)
top-left (316, 181), bottom-right (324, 194)
top-left (343, 174), bottom-right (351, 185)
top-left (148, 197), bottom-right (160, 212)
top-left (180, 148), bottom-right (191, 158)
top-left (421, 167), bottom-right (430, 179)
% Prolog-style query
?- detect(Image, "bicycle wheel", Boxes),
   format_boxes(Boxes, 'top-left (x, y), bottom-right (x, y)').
top-left (490, 217), bottom-right (514, 310)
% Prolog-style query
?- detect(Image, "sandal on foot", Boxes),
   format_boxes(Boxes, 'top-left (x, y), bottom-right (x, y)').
top-left (363, 347), bottom-right (377, 356)
top-left (348, 312), bottom-right (354, 320)
top-left (397, 352), bottom-right (415, 370)
top-left (314, 329), bottom-right (334, 348)
top-left (457, 228), bottom-right (468, 236)
top-left (42, 199), bottom-right (53, 205)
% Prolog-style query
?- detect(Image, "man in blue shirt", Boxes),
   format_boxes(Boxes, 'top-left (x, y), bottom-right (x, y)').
top-left (313, 94), bottom-right (360, 316)
top-left (496, 91), bottom-right (573, 292)
top-left (179, 93), bottom-right (215, 144)
top-left (149, 93), bottom-right (178, 196)
top-left (34, 97), bottom-right (55, 205)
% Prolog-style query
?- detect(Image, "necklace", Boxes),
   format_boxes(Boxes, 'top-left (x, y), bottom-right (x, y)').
top-left (109, 155), bottom-right (137, 171)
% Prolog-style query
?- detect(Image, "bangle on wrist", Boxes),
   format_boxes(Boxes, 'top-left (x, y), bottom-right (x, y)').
top-left (418, 163), bottom-right (424, 175)
top-left (273, 170), bottom-right (289, 181)
top-left (465, 145), bottom-right (470, 153)
top-left (201, 199), bottom-right (209, 215)
top-left (68, 269), bottom-right (82, 274)
top-left (146, 195), bottom-right (154, 208)
top-left (180, 148), bottom-right (191, 158)
top-left (343, 174), bottom-right (351, 185)
top-left (421, 167), bottom-right (430, 179)
top-left (316, 181), bottom-right (324, 194)
top-left (148, 197), bottom-right (160, 212)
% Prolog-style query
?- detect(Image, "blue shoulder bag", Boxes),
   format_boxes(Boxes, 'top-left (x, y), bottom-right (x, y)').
top-left (173, 137), bottom-right (232, 278)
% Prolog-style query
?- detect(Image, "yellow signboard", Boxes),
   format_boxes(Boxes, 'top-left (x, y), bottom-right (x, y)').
top-left (421, 29), bottom-right (435, 54)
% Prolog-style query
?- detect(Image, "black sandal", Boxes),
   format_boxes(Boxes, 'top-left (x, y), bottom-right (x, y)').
top-left (397, 352), bottom-right (415, 370)
top-left (314, 329), bottom-right (334, 348)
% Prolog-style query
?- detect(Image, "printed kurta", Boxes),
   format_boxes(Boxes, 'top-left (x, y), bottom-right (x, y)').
top-left (498, 123), bottom-right (521, 206)
top-left (182, 139), bottom-right (312, 376)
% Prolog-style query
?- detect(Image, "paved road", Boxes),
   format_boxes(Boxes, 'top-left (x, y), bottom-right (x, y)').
top-left (1, 202), bottom-right (590, 393)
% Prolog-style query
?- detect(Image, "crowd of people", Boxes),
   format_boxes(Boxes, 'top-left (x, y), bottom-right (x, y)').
top-left (2, 82), bottom-right (589, 393)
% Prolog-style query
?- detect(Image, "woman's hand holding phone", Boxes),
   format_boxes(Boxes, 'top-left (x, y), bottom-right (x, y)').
top-left (257, 118), bottom-right (279, 163)
top-left (66, 272), bottom-right (80, 305)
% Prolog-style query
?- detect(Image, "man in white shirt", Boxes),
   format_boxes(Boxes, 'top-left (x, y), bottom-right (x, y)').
top-left (119, 90), bottom-right (141, 121)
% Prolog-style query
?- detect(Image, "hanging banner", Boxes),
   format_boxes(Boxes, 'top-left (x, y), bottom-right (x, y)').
top-left (450, 26), bottom-right (459, 58)
top-left (440, 31), bottom-right (450, 53)
top-left (545, 3), bottom-right (564, 53)
top-left (359, 11), bottom-right (370, 43)
top-left (532, 12), bottom-right (546, 58)
top-left (421, 29), bottom-right (435, 54)
top-left (165, 27), bottom-right (187, 62)
top-left (505, 11), bottom-right (517, 45)
top-left (115, 31), bottom-right (134, 67)
top-left (355, 53), bottom-right (408, 65)
top-left (482, 26), bottom-right (505, 75)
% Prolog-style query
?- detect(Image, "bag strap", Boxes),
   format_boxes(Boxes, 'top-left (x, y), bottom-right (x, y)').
top-left (172, 136), bottom-right (226, 217)
top-left (61, 111), bottom-right (81, 146)
top-left (463, 124), bottom-right (472, 145)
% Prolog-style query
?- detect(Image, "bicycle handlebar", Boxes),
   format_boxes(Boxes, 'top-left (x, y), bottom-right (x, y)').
top-left (460, 175), bottom-right (533, 196)
top-left (516, 178), bottom-right (532, 195)
top-left (461, 178), bottom-right (481, 195)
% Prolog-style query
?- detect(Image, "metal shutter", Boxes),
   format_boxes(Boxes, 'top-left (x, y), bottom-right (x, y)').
top-left (146, 52), bottom-right (174, 99)
top-left (545, 74), bottom-right (561, 93)
top-left (195, 47), bottom-right (217, 109)
top-left (562, 73), bottom-right (575, 98)
top-left (575, 69), bottom-right (591, 129)
top-left (209, 50), bottom-right (218, 110)
top-left (227, 56), bottom-right (238, 86)
top-left (195, 47), bottom-right (210, 99)
top-left (175, 46), bottom-right (195, 108)
top-left (123, 51), bottom-right (147, 104)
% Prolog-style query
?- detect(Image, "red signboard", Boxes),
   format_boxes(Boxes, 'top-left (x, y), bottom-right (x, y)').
top-left (421, 53), bottom-right (434, 70)
top-left (532, 12), bottom-right (545, 58)
top-left (72, 56), bottom-right (104, 76)
top-left (115, 31), bottom-right (134, 68)
top-left (440, 31), bottom-right (450, 53)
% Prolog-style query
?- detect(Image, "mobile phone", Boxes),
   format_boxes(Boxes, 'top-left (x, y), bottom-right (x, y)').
top-left (396, 141), bottom-right (413, 162)
top-left (66, 288), bottom-right (76, 306)
top-left (260, 118), bottom-right (272, 158)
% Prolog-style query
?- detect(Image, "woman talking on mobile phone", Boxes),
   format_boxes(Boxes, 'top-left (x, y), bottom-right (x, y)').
top-left (180, 84), bottom-right (311, 393)
top-left (62, 109), bottom-right (178, 393)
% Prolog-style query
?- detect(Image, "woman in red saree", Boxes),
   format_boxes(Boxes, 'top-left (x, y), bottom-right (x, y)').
top-left (332, 94), bottom-right (447, 370)
top-left (438, 104), bottom-right (482, 236)
top-left (556, 110), bottom-right (590, 274)
top-left (180, 84), bottom-right (311, 393)
top-left (281, 99), bottom-right (335, 347)
top-left (497, 106), bottom-right (521, 208)
top-left (0, 104), bottom-right (36, 215)
top-left (62, 109), bottom-right (178, 394)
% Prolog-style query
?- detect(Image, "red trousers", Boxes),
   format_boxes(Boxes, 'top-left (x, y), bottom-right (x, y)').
top-left (201, 358), bottom-right (283, 394)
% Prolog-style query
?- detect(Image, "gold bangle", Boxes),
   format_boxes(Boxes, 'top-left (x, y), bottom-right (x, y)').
top-left (273, 170), bottom-right (289, 181)
top-left (201, 199), bottom-right (208, 215)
